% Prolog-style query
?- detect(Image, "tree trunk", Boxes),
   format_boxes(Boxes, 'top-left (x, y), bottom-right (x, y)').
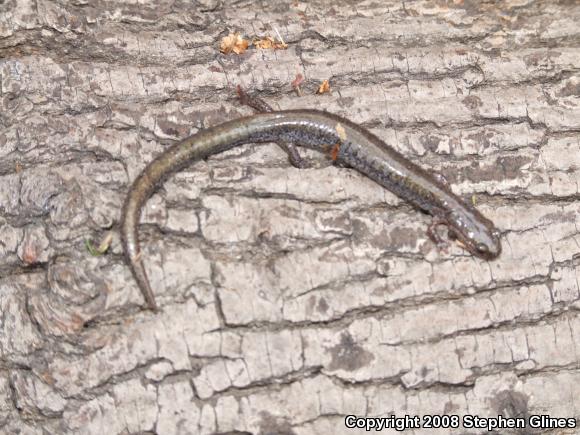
top-left (1, 0), bottom-right (579, 433)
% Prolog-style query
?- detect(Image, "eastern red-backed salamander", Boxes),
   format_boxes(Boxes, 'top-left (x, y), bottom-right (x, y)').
top-left (121, 89), bottom-right (501, 311)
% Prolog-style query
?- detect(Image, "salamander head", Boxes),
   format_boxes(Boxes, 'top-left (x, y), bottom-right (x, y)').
top-left (447, 208), bottom-right (502, 260)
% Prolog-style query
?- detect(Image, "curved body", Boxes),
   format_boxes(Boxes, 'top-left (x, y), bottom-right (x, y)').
top-left (121, 110), bottom-right (501, 310)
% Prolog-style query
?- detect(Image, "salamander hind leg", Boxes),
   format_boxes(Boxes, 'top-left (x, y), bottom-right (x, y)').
top-left (237, 85), bottom-right (275, 112)
top-left (276, 142), bottom-right (307, 168)
top-left (432, 172), bottom-right (450, 187)
top-left (236, 86), bottom-right (305, 168)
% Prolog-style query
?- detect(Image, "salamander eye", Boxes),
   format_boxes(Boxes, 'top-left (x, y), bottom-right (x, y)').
top-left (475, 243), bottom-right (489, 255)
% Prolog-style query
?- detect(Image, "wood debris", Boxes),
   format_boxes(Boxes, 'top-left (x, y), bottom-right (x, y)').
top-left (219, 32), bottom-right (249, 54)
top-left (317, 79), bottom-right (331, 94)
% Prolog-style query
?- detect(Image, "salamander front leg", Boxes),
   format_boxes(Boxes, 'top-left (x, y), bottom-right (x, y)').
top-left (427, 217), bottom-right (450, 252)
top-left (236, 86), bottom-right (306, 168)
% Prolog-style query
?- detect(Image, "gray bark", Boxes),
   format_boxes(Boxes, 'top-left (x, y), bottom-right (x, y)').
top-left (1, 0), bottom-right (579, 434)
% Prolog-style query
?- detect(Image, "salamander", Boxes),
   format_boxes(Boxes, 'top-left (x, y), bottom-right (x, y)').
top-left (121, 91), bottom-right (501, 311)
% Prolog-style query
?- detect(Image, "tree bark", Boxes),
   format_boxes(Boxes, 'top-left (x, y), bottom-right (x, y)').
top-left (1, 0), bottom-right (579, 433)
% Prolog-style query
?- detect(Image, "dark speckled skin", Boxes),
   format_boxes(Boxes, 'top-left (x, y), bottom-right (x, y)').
top-left (121, 110), bottom-right (501, 311)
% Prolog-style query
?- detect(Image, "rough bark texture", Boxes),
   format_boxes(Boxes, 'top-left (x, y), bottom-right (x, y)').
top-left (1, 0), bottom-right (580, 434)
